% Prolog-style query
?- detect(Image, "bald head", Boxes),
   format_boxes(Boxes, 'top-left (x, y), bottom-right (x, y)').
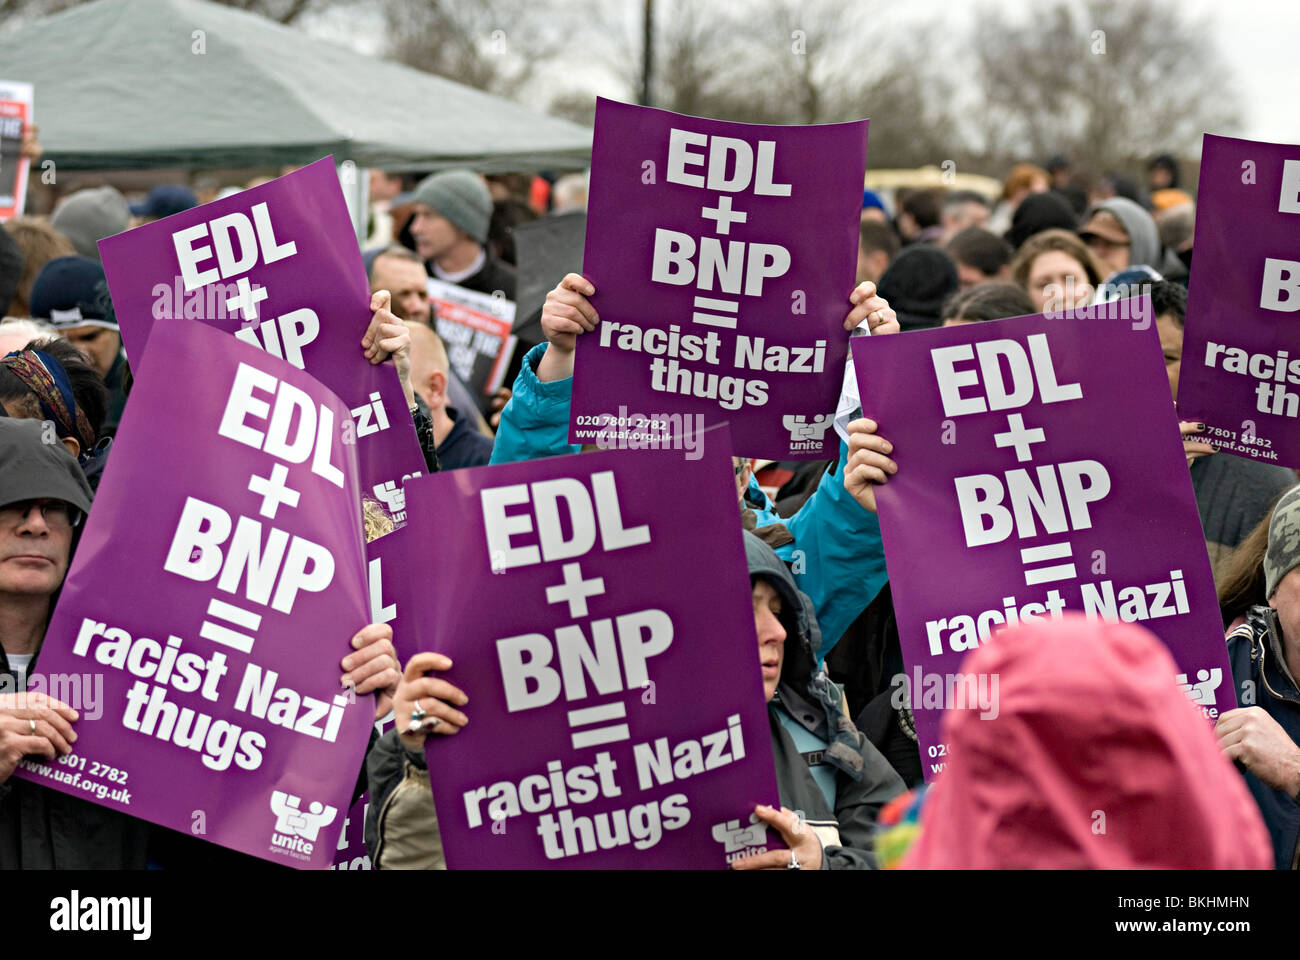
top-left (405, 320), bottom-right (450, 413)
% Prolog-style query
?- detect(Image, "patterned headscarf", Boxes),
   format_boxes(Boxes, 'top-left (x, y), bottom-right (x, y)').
top-left (0, 349), bottom-right (96, 452)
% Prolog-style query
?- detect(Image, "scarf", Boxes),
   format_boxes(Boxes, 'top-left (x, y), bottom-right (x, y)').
top-left (1, 349), bottom-right (95, 452)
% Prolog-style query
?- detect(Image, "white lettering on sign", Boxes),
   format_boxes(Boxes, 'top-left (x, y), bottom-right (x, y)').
top-left (1279, 159), bottom-right (1300, 215)
top-left (172, 202), bottom-right (297, 293)
top-left (931, 334), bottom-right (1082, 418)
top-left (651, 229), bottom-right (791, 297)
top-left (664, 128), bottom-right (791, 196)
top-left (233, 309), bottom-right (320, 370)
top-left (1261, 258), bottom-right (1300, 312)
top-left (496, 609), bottom-right (674, 712)
top-left (479, 470), bottom-right (650, 572)
top-left (217, 362), bottom-right (345, 487)
top-left (954, 460), bottom-right (1111, 547)
top-left (162, 496), bottom-right (335, 614)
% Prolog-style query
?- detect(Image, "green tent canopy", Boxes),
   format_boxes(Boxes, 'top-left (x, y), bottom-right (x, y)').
top-left (0, 0), bottom-right (592, 172)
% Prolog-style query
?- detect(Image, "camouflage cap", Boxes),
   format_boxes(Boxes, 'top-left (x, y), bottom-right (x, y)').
top-left (1265, 484), bottom-right (1300, 599)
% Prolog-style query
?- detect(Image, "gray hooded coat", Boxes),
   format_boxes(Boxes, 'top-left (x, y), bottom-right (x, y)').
top-left (744, 531), bottom-right (904, 869)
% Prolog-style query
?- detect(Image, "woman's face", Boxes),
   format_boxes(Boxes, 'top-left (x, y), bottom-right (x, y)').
top-left (1026, 250), bottom-right (1094, 314)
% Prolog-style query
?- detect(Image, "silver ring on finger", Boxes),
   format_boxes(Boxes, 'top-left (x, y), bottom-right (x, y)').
top-left (787, 850), bottom-right (801, 870)
top-left (29, 719), bottom-right (37, 734)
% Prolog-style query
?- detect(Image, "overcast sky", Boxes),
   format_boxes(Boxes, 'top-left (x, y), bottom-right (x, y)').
top-left (304, 0), bottom-right (1300, 145)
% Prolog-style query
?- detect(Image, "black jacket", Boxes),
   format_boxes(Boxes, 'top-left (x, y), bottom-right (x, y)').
top-left (1227, 606), bottom-right (1300, 869)
top-left (0, 646), bottom-right (149, 869)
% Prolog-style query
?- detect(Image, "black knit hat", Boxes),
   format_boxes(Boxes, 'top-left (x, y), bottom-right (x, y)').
top-left (877, 246), bottom-right (959, 332)
top-left (1005, 191), bottom-right (1078, 249)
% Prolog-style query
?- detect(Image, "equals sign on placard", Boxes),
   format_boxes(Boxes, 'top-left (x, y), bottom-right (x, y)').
top-left (567, 702), bottom-right (629, 750)
top-left (692, 296), bottom-right (739, 329)
top-left (1020, 542), bottom-right (1076, 585)
top-left (199, 598), bottom-right (262, 654)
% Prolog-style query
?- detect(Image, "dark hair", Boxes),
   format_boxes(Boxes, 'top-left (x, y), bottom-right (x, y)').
top-left (1148, 153), bottom-right (1180, 189)
top-left (901, 188), bottom-right (945, 230)
top-left (1217, 507), bottom-right (1273, 628)
top-left (1010, 229), bottom-right (1105, 291)
top-left (945, 227), bottom-right (1013, 278)
top-left (0, 336), bottom-right (109, 441)
top-left (1149, 279), bottom-right (1187, 326)
top-left (941, 283), bottom-right (1035, 324)
top-left (488, 199), bottom-right (538, 266)
top-left (858, 219), bottom-right (901, 260)
top-left (943, 190), bottom-right (990, 214)
top-left (1101, 173), bottom-right (1142, 203)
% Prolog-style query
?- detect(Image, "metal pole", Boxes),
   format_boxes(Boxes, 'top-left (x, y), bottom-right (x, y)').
top-left (640, 0), bottom-right (654, 107)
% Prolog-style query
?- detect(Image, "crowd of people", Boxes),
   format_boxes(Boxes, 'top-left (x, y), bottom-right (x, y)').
top-left (1, 141), bottom-right (1298, 871)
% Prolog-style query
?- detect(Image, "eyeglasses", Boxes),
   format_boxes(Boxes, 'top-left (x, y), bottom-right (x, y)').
top-left (0, 499), bottom-right (83, 530)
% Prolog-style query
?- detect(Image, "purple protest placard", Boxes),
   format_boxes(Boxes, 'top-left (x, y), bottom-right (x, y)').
top-left (98, 156), bottom-right (427, 508)
top-left (399, 432), bottom-right (784, 868)
top-left (13, 320), bottom-right (374, 868)
top-left (851, 304), bottom-right (1233, 781)
top-left (1179, 134), bottom-right (1300, 466)
top-left (98, 158), bottom-right (429, 683)
top-left (570, 98), bottom-right (867, 459)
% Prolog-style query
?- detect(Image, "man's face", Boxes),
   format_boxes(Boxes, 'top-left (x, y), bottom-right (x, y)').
top-left (409, 204), bottom-right (464, 262)
top-left (62, 325), bottom-right (120, 378)
top-left (955, 259), bottom-right (989, 291)
top-left (369, 170), bottom-right (403, 204)
top-left (372, 256), bottom-right (431, 325)
top-left (753, 578), bottom-right (786, 702)
top-left (1156, 311), bottom-right (1183, 401)
top-left (1082, 212), bottom-right (1131, 275)
top-left (0, 499), bottom-right (74, 599)
top-left (945, 201), bottom-right (989, 235)
top-left (1271, 566), bottom-right (1300, 650)
top-left (856, 247), bottom-right (888, 285)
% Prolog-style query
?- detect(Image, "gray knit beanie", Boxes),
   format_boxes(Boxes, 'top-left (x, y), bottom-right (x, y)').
top-left (410, 170), bottom-right (492, 245)
top-left (1265, 484), bottom-right (1300, 598)
top-left (50, 186), bottom-right (130, 263)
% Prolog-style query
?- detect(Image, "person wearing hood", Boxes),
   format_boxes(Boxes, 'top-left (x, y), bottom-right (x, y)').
top-left (1222, 484), bottom-right (1300, 869)
top-left (1078, 196), bottom-right (1161, 278)
top-left (730, 531), bottom-right (905, 870)
top-left (366, 529), bottom-right (903, 870)
top-left (913, 617), bottom-right (1270, 870)
top-left (900, 616), bottom-right (1271, 868)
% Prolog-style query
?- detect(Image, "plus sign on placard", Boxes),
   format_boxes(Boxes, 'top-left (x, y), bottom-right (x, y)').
top-left (546, 561), bottom-right (606, 619)
top-left (226, 276), bottom-right (269, 322)
top-left (700, 195), bottom-right (748, 235)
top-left (994, 413), bottom-right (1047, 462)
top-left (248, 463), bottom-right (301, 519)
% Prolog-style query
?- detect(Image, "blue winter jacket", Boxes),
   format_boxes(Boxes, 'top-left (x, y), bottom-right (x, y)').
top-left (490, 343), bottom-right (890, 660)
